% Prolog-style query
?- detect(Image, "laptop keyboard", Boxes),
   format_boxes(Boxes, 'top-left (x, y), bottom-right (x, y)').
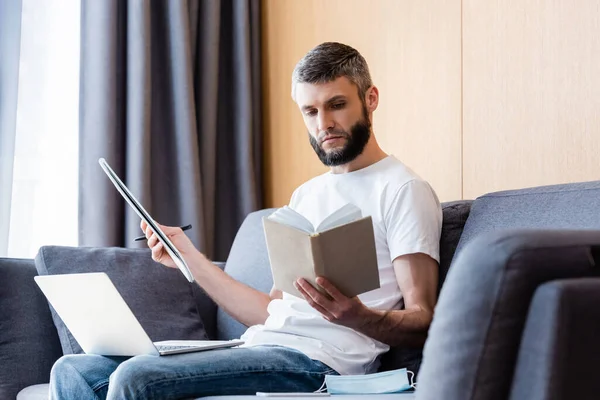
top-left (156, 345), bottom-right (197, 352)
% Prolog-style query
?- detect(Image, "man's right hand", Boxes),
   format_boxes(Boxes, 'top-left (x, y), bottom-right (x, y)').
top-left (140, 219), bottom-right (273, 327)
top-left (140, 220), bottom-right (200, 269)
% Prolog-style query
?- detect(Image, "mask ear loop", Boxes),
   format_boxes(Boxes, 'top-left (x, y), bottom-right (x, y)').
top-left (314, 379), bottom-right (328, 393)
top-left (408, 370), bottom-right (417, 389)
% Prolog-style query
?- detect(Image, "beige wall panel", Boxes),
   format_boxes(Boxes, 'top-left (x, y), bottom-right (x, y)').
top-left (463, 0), bottom-right (600, 199)
top-left (262, 0), bottom-right (462, 207)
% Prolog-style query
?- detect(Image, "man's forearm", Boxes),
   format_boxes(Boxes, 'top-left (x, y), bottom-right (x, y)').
top-left (355, 307), bottom-right (433, 347)
top-left (188, 252), bottom-right (271, 327)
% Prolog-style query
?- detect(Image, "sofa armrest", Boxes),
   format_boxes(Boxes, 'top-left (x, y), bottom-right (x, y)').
top-left (509, 278), bottom-right (600, 400)
top-left (0, 258), bottom-right (63, 399)
top-left (416, 229), bottom-right (600, 400)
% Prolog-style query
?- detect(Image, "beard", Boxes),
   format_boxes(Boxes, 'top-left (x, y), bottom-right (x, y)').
top-left (308, 111), bottom-right (371, 167)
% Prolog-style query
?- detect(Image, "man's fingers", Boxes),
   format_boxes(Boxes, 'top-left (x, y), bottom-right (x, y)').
top-left (295, 282), bottom-right (334, 320)
top-left (147, 233), bottom-right (159, 248)
top-left (296, 279), bottom-right (334, 310)
top-left (316, 277), bottom-right (347, 301)
top-left (151, 242), bottom-right (164, 261)
top-left (158, 223), bottom-right (183, 237)
top-left (307, 301), bottom-right (334, 321)
top-left (141, 221), bottom-right (182, 239)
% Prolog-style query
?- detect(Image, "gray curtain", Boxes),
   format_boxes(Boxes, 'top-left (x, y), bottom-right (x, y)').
top-left (79, 0), bottom-right (262, 260)
top-left (0, 0), bottom-right (23, 257)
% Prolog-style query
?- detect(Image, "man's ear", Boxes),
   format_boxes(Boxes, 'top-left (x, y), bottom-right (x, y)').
top-left (365, 86), bottom-right (379, 113)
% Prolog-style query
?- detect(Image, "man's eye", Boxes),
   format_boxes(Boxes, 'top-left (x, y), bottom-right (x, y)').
top-left (305, 109), bottom-right (317, 116)
top-left (331, 102), bottom-right (345, 109)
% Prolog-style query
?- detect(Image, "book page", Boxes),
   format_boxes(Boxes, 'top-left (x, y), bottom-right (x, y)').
top-left (267, 206), bottom-right (315, 233)
top-left (316, 203), bottom-right (362, 232)
top-left (263, 218), bottom-right (317, 297)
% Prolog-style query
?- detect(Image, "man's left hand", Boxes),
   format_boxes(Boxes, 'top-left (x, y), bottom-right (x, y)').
top-left (294, 277), bottom-right (375, 329)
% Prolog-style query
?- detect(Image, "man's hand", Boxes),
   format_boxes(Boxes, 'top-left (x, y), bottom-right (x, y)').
top-left (295, 253), bottom-right (438, 347)
top-left (294, 277), bottom-right (376, 329)
top-left (140, 219), bottom-right (275, 327)
top-left (140, 220), bottom-right (202, 269)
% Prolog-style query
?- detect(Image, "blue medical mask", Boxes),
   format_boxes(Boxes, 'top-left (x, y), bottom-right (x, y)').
top-left (323, 368), bottom-right (415, 395)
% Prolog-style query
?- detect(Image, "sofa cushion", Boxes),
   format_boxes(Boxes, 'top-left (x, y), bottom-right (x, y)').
top-left (437, 201), bottom-right (472, 291)
top-left (0, 258), bottom-right (63, 399)
top-left (217, 209), bottom-right (276, 340)
top-left (454, 180), bottom-right (600, 260)
top-left (17, 384), bottom-right (416, 400)
top-left (16, 384), bottom-right (49, 400)
top-left (200, 395), bottom-right (416, 399)
top-left (35, 246), bottom-right (209, 354)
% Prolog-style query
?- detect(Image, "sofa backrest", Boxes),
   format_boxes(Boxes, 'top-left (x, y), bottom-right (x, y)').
top-left (217, 209), bottom-right (276, 340)
top-left (453, 180), bottom-right (600, 260)
top-left (0, 258), bottom-right (63, 399)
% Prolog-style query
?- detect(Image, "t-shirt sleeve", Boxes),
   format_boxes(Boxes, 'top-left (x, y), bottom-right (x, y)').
top-left (288, 187), bottom-right (300, 208)
top-left (385, 179), bottom-right (443, 263)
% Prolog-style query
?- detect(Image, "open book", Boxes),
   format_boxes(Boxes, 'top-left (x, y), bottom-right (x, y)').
top-left (263, 204), bottom-right (380, 298)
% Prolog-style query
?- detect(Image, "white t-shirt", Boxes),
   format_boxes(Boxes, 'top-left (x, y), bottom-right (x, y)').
top-left (240, 155), bottom-right (442, 375)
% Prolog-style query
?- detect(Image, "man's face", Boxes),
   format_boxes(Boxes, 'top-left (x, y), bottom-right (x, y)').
top-left (295, 77), bottom-right (371, 167)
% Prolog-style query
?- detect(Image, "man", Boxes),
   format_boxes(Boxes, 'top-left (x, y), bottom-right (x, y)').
top-left (49, 42), bottom-right (442, 399)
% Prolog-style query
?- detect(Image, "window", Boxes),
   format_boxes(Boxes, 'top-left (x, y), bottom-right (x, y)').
top-left (8, 0), bottom-right (80, 258)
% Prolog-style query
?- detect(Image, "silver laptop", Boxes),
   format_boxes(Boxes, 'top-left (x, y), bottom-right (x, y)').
top-left (98, 157), bottom-right (194, 283)
top-left (34, 272), bottom-right (244, 356)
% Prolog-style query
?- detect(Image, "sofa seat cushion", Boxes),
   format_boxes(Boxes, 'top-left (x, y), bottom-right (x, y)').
top-left (202, 395), bottom-right (416, 399)
top-left (16, 384), bottom-right (49, 400)
top-left (17, 384), bottom-right (416, 400)
top-left (35, 246), bottom-right (209, 355)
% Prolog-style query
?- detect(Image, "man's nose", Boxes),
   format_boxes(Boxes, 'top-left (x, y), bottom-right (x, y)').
top-left (316, 111), bottom-right (334, 132)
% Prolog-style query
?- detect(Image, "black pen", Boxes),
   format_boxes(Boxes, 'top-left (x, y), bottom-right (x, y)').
top-left (134, 224), bottom-right (192, 241)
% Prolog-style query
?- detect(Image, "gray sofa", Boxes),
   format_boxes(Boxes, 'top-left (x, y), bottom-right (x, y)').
top-left (2, 180), bottom-right (600, 400)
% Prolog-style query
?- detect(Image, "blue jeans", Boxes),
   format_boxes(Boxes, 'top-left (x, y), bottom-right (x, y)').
top-left (49, 345), bottom-right (338, 400)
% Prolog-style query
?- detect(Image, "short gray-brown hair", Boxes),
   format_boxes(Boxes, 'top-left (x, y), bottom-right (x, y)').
top-left (291, 42), bottom-right (373, 101)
